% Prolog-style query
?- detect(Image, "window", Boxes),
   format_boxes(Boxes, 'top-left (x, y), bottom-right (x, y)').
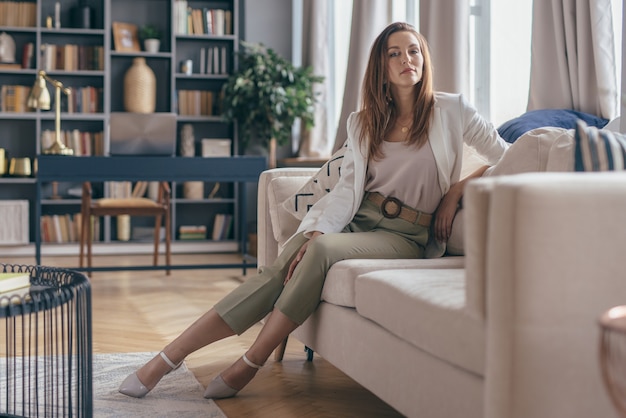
top-left (295, 0), bottom-right (621, 150)
top-left (324, 0), bottom-right (533, 134)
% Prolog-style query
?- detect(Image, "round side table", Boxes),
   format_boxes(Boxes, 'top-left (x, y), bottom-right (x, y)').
top-left (0, 264), bottom-right (92, 418)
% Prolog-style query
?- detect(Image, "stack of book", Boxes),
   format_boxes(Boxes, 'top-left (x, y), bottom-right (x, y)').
top-left (179, 225), bottom-right (206, 240)
top-left (0, 272), bottom-right (31, 306)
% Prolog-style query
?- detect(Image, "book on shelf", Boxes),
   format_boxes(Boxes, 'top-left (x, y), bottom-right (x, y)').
top-left (22, 42), bottom-right (34, 69)
top-left (40, 213), bottom-right (82, 243)
top-left (0, 1), bottom-right (36, 27)
top-left (42, 130), bottom-right (104, 156)
top-left (177, 90), bottom-right (215, 116)
top-left (41, 44), bottom-right (104, 72)
top-left (106, 181), bottom-right (133, 199)
top-left (50, 215), bottom-right (65, 243)
top-left (201, 45), bottom-right (228, 75)
top-left (211, 214), bottom-right (233, 241)
top-left (63, 86), bottom-right (103, 114)
top-left (192, 8), bottom-right (204, 35)
top-left (131, 181), bottom-right (149, 198)
top-left (0, 85), bottom-right (32, 112)
top-left (172, 2), bottom-right (232, 36)
top-left (173, 0), bottom-right (188, 35)
top-left (0, 272), bottom-right (31, 294)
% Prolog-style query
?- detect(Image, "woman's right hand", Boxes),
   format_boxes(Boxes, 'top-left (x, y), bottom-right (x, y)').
top-left (285, 231), bottom-right (323, 285)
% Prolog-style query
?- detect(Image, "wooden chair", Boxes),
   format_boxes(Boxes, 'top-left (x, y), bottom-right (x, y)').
top-left (79, 181), bottom-right (171, 274)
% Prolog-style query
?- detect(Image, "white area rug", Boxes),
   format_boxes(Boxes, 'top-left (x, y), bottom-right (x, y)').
top-left (94, 352), bottom-right (226, 418)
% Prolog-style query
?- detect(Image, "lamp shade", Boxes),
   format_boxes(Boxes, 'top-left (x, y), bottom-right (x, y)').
top-left (27, 72), bottom-right (51, 110)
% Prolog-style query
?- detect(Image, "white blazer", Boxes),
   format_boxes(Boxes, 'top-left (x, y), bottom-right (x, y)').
top-left (296, 92), bottom-right (509, 256)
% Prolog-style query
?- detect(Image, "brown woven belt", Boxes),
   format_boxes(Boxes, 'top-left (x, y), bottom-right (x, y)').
top-left (366, 192), bottom-right (432, 227)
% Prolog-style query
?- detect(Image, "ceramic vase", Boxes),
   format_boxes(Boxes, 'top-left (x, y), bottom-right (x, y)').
top-left (124, 57), bottom-right (156, 113)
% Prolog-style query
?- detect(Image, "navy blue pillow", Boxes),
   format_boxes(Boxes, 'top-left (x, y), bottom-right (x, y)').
top-left (497, 109), bottom-right (608, 143)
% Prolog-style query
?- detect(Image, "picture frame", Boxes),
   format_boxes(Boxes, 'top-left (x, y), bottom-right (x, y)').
top-left (112, 22), bottom-right (140, 52)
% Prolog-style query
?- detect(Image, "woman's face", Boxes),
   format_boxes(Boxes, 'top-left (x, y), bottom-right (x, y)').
top-left (386, 31), bottom-right (424, 89)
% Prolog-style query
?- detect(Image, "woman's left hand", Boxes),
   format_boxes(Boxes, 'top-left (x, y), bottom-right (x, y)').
top-left (434, 166), bottom-right (490, 242)
top-left (433, 193), bottom-right (459, 242)
top-left (434, 183), bottom-right (463, 242)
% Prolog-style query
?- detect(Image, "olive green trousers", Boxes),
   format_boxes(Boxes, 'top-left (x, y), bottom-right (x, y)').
top-left (214, 198), bottom-right (429, 334)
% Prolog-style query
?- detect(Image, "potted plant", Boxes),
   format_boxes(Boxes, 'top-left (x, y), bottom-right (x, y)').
top-left (139, 24), bottom-right (161, 53)
top-left (221, 41), bottom-right (324, 168)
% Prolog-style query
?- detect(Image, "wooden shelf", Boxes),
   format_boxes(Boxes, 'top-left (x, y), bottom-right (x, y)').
top-left (0, 0), bottom-right (253, 265)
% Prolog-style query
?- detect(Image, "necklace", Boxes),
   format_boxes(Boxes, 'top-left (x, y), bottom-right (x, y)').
top-left (397, 117), bottom-right (411, 133)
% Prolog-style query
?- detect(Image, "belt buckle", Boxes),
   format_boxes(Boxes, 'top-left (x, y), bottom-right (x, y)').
top-left (381, 196), bottom-right (402, 219)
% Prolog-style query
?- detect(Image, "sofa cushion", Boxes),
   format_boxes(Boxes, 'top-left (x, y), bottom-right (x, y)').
top-left (448, 127), bottom-right (573, 259)
top-left (355, 269), bottom-right (484, 375)
top-left (280, 143), bottom-right (347, 220)
top-left (484, 127), bottom-right (571, 177)
top-left (267, 176), bottom-right (309, 246)
top-left (574, 119), bottom-right (626, 171)
top-left (322, 258), bottom-right (465, 308)
top-left (496, 108), bottom-right (608, 143)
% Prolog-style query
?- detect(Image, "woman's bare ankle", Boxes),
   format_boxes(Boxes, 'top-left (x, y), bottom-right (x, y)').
top-left (135, 352), bottom-right (176, 390)
top-left (220, 357), bottom-right (261, 391)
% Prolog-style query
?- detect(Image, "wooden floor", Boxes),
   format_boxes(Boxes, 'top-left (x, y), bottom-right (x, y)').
top-left (4, 253), bottom-right (403, 418)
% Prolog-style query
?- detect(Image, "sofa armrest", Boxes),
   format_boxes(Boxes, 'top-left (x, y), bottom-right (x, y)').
top-left (257, 167), bottom-right (318, 267)
top-left (480, 172), bottom-right (626, 418)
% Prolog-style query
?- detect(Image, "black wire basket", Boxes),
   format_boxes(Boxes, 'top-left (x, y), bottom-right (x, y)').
top-left (0, 263), bottom-right (92, 418)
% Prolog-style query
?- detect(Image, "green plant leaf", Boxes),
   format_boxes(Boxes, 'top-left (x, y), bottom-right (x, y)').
top-left (221, 41), bottom-right (324, 151)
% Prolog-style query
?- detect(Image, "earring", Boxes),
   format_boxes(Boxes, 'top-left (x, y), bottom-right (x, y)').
top-left (384, 84), bottom-right (392, 103)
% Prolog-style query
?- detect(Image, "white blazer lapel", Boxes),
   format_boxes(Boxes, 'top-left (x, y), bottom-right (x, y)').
top-left (428, 107), bottom-right (450, 195)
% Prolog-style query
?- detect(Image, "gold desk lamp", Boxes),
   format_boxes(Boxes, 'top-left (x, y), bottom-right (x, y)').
top-left (27, 70), bottom-right (74, 155)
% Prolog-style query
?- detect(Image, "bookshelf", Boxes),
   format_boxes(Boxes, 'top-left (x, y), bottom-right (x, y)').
top-left (0, 0), bottom-right (255, 258)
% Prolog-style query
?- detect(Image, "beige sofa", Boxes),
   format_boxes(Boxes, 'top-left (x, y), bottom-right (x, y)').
top-left (258, 136), bottom-right (625, 417)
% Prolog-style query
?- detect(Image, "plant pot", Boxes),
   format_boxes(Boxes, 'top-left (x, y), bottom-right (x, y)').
top-left (144, 39), bottom-right (160, 53)
top-left (268, 137), bottom-right (277, 169)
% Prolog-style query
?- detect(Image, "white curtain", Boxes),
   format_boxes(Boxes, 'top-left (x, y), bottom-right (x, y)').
top-left (419, 0), bottom-right (469, 94)
top-left (331, 0), bottom-right (390, 153)
top-left (528, 0), bottom-right (618, 119)
top-left (330, 0), bottom-right (468, 152)
top-left (299, 0), bottom-right (331, 157)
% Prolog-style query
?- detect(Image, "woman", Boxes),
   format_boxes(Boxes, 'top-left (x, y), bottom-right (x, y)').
top-left (119, 22), bottom-right (509, 399)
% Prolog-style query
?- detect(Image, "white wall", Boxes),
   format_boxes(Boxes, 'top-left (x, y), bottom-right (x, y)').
top-left (243, 0), bottom-right (293, 60)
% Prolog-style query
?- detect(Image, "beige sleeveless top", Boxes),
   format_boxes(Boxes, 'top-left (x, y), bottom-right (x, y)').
top-left (365, 141), bottom-right (442, 214)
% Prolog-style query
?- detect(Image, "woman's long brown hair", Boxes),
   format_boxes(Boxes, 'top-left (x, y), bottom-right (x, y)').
top-left (359, 22), bottom-right (435, 160)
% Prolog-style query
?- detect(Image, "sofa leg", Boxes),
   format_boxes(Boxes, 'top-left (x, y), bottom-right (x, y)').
top-left (274, 336), bottom-right (288, 362)
top-left (305, 346), bottom-right (314, 362)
